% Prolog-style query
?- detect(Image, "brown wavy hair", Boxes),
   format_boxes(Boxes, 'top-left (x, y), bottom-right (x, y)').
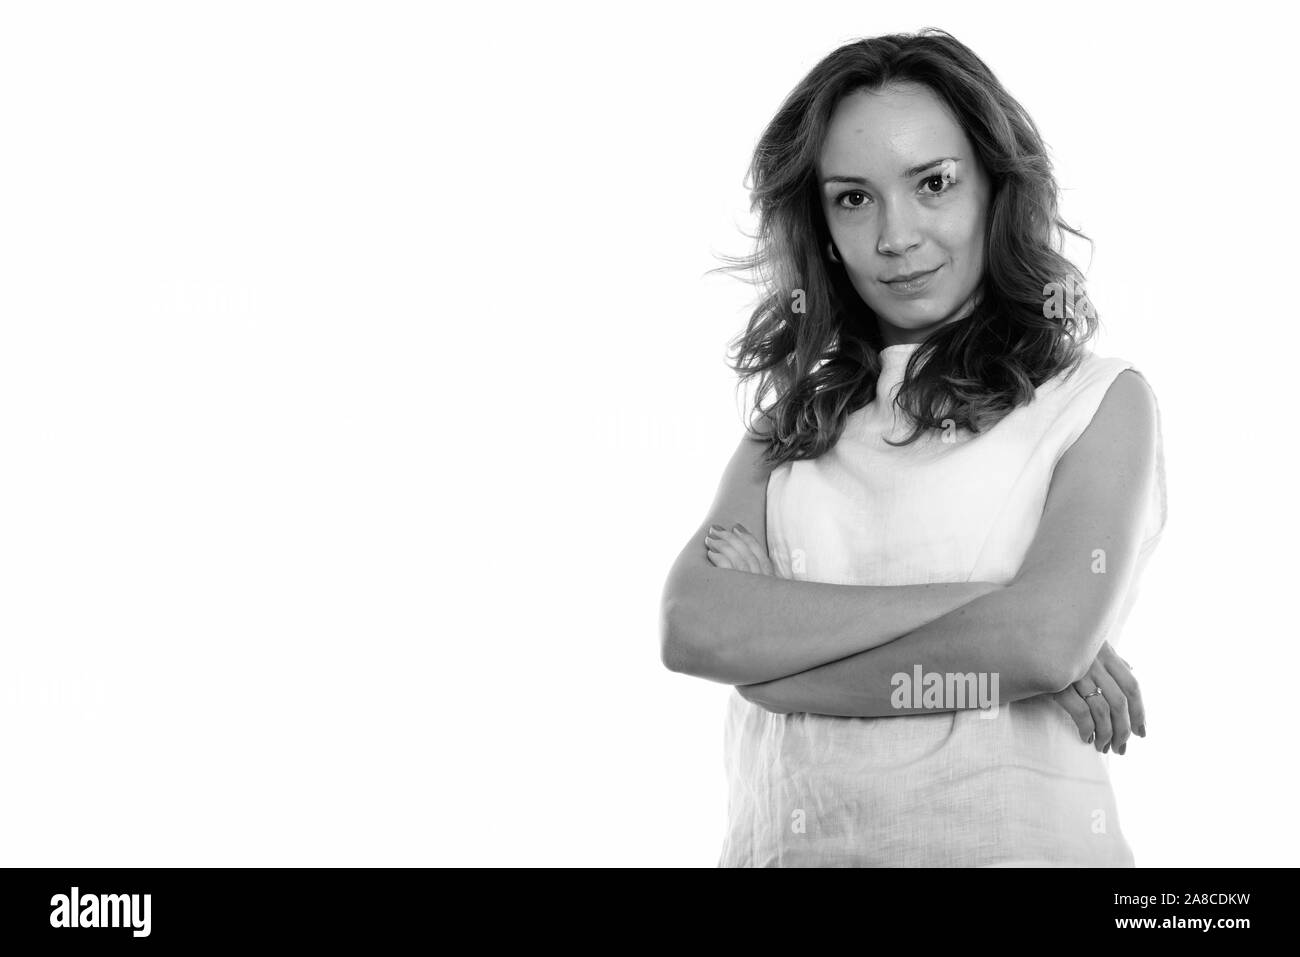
top-left (714, 28), bottom-right (1099, 466)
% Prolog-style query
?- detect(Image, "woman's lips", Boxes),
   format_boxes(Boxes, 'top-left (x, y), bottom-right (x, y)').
top-left (882, 265), bottom-right (941, 295)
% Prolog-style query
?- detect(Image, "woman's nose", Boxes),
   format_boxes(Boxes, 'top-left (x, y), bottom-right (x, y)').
top-left (876, 204), bottom-right (922, 256)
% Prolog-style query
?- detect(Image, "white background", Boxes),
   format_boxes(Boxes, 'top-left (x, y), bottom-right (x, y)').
top-left (1, 1), bottom-right (1295, 866)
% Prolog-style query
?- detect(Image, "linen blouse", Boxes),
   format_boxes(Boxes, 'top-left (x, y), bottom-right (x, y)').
top-left (718, 343), bottom-right (1167, 867)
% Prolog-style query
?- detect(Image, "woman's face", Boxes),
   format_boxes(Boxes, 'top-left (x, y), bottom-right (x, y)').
top-left (818, 82), bottom-right (991, 345)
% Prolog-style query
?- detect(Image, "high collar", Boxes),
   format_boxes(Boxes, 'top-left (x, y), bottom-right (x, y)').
top-left (877, 343), bottom-right (922, 396)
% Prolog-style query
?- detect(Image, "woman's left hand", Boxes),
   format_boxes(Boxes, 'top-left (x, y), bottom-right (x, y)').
top-left (704, 524), bottom-right (777, 577)
top-left (1047, 641), bottom-right (1146, 755)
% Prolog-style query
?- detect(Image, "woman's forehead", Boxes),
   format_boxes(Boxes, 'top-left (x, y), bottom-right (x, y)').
top-left (819, 94), bottom-right (970, 182)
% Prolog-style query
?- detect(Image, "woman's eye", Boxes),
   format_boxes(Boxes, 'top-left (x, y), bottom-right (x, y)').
top-left (836, 175), bottom-right (954, 212)
top-left (922, 173), bottom-right (956, 195)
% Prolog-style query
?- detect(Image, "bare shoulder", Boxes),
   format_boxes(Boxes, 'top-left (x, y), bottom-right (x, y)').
top-left (1051, 367), bottom-right (1157, 502)
top-left (1108, 367), bottom-right (1157, 406)
top-left (1085, 368), bottom-right (1157, 447)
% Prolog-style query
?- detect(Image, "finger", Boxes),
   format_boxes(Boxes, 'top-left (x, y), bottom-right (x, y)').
top-left (1051, 688), bottom-right (1096, 745)
top-left (722, 525), bottom-right (765, 573)
top-left (1072, 678), bottom-right (1113, 751)
top-left (709, 528), bottom-right (758, 573)
top-left (706, 527), bottom-right (757, 574)
top-left (721, 527), bottom-right (765, 575)
top-left (705, 539), bottom-right (740, 570)
top-left (730, 524), bottom-right (775, 576)
top-left (705, 543), bottom-right (736, 569)
top-left (1103, 656), bottom-right (1145, 739)
top-left (704, 527), bottom-right (738, 569)
top-left (1088, 660), bottom-right (1131, 754)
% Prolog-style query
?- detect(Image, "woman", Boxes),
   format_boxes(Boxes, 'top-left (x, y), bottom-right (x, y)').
top-left (659, 29), bottom-right (1167, 867)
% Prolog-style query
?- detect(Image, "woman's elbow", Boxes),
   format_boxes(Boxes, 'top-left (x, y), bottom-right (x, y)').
top-left (993, 581), bottom-right (1087, 694)
top-left (1030, 619), bottom-right (1101, 693)
top-left (660, 590), bottom-right (720, 677)
top-left (661, 584), bottom-right (747, 682)
top-left (660, 595), bottom-right (697, 673)
top-left (998, 641), bottom-right (1067, 698)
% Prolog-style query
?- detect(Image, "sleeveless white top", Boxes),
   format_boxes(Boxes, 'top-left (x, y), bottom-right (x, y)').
top-left (719, 343), bottom-right (1168, 867)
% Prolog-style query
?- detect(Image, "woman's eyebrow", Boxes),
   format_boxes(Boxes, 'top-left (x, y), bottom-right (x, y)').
top-left (821, 156), bottom-right (960, 187)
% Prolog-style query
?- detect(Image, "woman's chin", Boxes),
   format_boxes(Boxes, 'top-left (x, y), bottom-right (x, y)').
top-left (873, 307), bottom-right (962, 335)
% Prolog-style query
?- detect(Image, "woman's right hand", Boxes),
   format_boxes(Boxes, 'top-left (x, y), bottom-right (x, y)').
top-left (704, 523), bottom-right (778, 577)
top-left (1046, 641), bottom-right (1147, 755)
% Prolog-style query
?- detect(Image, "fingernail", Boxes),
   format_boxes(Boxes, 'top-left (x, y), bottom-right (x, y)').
top-left (709, 524), bottom-right (724, 532)
top-left (1103, 743), bottom-right (1110, 753)
top-left (1087, 732), bottom-right (1094, 744)
top-left (732, 524), bottom-right (745, 534)
top-left (1136, 725), bottom-right (1145, 737)
top-left (1117, 743), bottom-right (1126, 755)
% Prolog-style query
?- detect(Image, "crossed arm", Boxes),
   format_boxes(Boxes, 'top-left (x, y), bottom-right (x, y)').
top-left (659, 371), bottom-right (1159, 719)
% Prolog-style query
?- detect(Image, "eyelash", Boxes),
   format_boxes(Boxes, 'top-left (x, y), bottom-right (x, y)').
top-left (834, 173), bottom-right (957, 212)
